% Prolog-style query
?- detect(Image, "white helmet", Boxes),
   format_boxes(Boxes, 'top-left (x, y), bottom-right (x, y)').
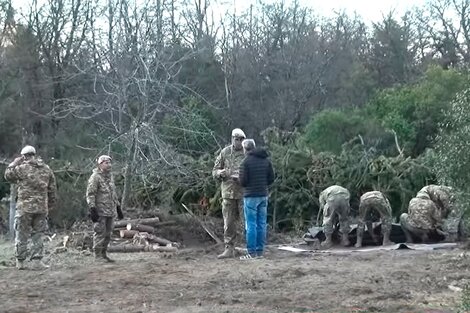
top-left (20, 145), bottom-right (36, 155)
top-left (231, 128), bottom-right (246, 138)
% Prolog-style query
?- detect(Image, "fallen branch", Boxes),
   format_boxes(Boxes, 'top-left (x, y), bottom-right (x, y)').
top-left (181, 203), bottom-right (222, 244)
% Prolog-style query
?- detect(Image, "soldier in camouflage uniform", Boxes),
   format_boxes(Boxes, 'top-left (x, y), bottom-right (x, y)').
top-left (400, 194), bottom-right (444, 243)
top-left (355, 191), bottom-right (393, 248)
top-left (416, 185), bottom-right (462, 242)
top-left (320, 185), bottom-right (351, 248)
top-left (86, 155), bottom-right (123, 262)
top-left (213, 128), bottom-right (246, 259)
top-left (4, 145), bottom-right (57, 270)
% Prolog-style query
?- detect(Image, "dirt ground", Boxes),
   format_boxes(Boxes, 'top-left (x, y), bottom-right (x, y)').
top-left (0, 234), bottom-right (469, 313)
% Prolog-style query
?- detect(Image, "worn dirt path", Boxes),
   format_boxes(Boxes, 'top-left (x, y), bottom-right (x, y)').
top-left (0, 241), bottom-right (468, 313)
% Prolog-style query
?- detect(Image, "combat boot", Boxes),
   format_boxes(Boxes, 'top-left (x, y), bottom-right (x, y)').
top-left (444, 233), bottom-right (458, 243)
top-left (94, 248), bottom-right (107, 263)
top-left (341, 233), bottom-right (350, 247)
top-left (102, 250), bottom-right (115, 263)
top-left (31, 259), bottom-right (49, 270)
top-left (382, 230), bottom-right (393, 246)
top-left (321, 235), bottom-right (333, 249)
top-left (217, 246), bottom-right (234, 259)
top-left (16, 259), bottom-right (25, 270)
top-left (354, 234), bottom-right (363, 248)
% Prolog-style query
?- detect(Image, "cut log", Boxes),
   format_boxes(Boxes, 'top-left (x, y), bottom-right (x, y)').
top-left (146, 234), bottom-right (172, 246)
top-left (133, 232), bottom-right (151, 246)
top-left (119, 229), bottom-right (139, 238)
top-left (108, 244), bottom-right (145, 253)
top-left (113, 227), bottom-right (126, 234)
top-left (113, 217), bottom-right (161, 228)
top-left (151, 244), bottom-right (178, 252)
top-left (107, 244), bottom-right (178, 253)
top-left (139, 233), bottom-right (178, 246)
top-left (126, 223), bottom-right (155, 233)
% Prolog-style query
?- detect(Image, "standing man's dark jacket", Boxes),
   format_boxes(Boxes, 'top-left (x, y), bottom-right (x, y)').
top-left (239, 148), bottom-right (275, 197)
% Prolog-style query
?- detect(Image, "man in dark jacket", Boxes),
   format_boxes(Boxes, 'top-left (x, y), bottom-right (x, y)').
top-left (238, 139), bottom-right (274, 259)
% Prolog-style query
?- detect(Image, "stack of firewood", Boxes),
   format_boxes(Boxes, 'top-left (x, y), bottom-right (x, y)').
top-left (109, 217), bottom-right (181, 253)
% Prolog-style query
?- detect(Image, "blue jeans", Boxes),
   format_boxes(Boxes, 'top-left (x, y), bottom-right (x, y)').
top-left (244, 196), bottom-right (268, 256)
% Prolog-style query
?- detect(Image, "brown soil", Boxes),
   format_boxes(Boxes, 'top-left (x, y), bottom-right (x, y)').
top-left (0, 234), bottom-right (468, 313)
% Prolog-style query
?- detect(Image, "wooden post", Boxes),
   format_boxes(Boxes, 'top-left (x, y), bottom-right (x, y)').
top-left (9, 184), bottom-right (16, 241)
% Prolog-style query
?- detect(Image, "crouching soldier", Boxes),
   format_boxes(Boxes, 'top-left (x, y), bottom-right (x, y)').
top-left (400, 195), bottom-right (443, 243)
top-left (320, 185), bottom-right (351, 248)
top-left (417, 185), bottom-right (461, 242)
top-left (355, 191), bottom-right (393, 248)
top-left (86, 155), bottom-right (123, 262)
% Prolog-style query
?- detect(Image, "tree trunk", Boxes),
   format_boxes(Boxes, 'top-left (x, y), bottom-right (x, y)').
top-left (121, 126), bottom-right (139, 208)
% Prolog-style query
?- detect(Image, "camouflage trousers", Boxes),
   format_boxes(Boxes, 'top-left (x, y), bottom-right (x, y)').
top-left (357, 197), bottom-right (393, 235)
top-left (15, 212), bottom-right (48, 261)
top-left (400, 213), bottom-right (433, 242)
top-left (322, 198), bottom-right (350, 236)
top-left (442, 206), bottom-right (464, 235)
top-left (222, 198), bottom-right (244, 248)
top-left (93, 216), bottom-right (114, 256)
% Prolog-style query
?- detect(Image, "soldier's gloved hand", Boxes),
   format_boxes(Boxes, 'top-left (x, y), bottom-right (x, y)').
top-left (8, 156), bottom-right (24, 167)
top-left (116, 205), bottom-right (124, 220)
top-left (89, 207), bottom-right (99, 223)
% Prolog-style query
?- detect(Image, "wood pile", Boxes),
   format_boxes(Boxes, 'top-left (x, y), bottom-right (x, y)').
top-left (109, 217), bottom-right (181, 253)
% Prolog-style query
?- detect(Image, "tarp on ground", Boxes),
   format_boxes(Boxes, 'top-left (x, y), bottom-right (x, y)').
top-left (278, 242), bottom-right (458, 254)
top-left (302, 222), bottom-right (445, 246)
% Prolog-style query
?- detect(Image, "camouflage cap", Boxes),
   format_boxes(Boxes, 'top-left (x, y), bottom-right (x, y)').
top-left (97, 155), bottom-right (112, 164)
top-left (231, 128), bottom-right (246, 138)
top-left (20, 145), bottom-right (36, 155)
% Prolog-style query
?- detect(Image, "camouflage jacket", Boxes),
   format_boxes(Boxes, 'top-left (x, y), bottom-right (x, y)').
top-left (4, 158), bottom-right (57, 214)
top-left (407, 197), bottom-right (443, 230)
top-left (212, 145), bottom-right (245, 199)
top-left (416, 185), bottom-right (453, 213)
top-left (361, 191), bottom-right (385, 202)
top-left (86, 168), bottom-right (119, 217)
top-left (319, 185), bottom-right (350, 206)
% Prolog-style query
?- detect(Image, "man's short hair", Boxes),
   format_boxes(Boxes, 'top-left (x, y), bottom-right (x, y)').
top-left (242, 139), bottom-right (256, 151)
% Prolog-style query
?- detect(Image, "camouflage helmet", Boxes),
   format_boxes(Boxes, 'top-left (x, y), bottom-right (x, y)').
top-left (97, 155), bottom-right (112, 164)
top-left (20, 145), bottom-right (36, 155)
top-left (231, 128), bottom-right (246, 138)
